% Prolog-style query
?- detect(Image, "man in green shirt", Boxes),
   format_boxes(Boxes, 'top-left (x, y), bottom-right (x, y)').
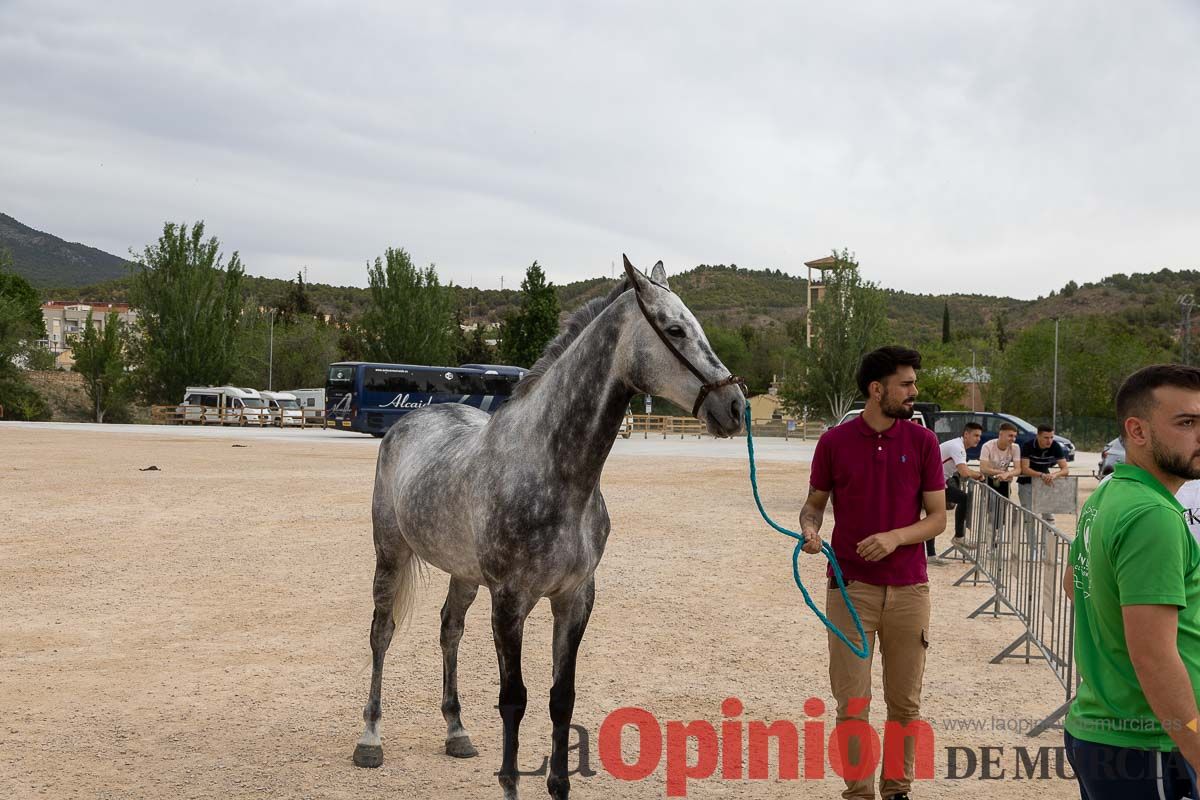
top-left (1065, 364), bottom-right (1200, 798)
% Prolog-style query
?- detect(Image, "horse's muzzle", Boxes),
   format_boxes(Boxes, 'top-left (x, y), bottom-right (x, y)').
top-left (700, 386), bottom-right (746, 438)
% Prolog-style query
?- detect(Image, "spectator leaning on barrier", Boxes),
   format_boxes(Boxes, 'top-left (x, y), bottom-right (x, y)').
top-left (1018, 424), bottom-right (1068, 522)
top-left (979, 421), bottom-right (1021, 499)
top-left (938, 422), bottom-right (983, 548)
top-left (1063, 364), bottom-right (1200, 798)
top-left (800, 345), bottom-right (947, 800)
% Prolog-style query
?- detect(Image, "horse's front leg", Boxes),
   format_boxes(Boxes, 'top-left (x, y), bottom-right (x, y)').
top-left (547, 578), bottom-right (595, 799)
top-left (491, 586), bottom-right (535, 800)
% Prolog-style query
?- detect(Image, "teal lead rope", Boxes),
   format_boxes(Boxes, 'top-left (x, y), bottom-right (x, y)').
top-left (743, 406), bottom-right (869, 659)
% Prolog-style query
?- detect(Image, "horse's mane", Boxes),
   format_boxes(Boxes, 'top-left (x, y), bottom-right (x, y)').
top-left (509, 277), bottom-right (630, 400)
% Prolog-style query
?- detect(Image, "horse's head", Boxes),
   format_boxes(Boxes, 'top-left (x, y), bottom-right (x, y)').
top-left (622, 255), bottom-right (746, 439)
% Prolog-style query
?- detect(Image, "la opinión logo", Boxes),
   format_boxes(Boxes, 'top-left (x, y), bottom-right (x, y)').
top-left (502, 697), bottom-right (935, 797)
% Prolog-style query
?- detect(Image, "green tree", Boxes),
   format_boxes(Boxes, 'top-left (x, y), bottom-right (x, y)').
top-left (72, 310), bottom-right (131, 422)
top-left (995, 316), bottom-right (1170, 420)
top-left (781, 249), bottom-right (887, 420)
top-left (128, 221), bottom-right (244, 404)
top-left (499, 261), bottom-right (561, 368)
top-left (941, 301), bottom-right (951, 344)
top-left (0, 249), bottom-right (51, 419)
top-left (280, 271), bottom-right (315, 322)
top-left (0, 249), bottom-right (45, 335)
top-left (995, 315), bottom-right (1009, 352)
top-left (357, 247), bottom-right (456, 365)
top-left (705, 326), bottom-right (752, 381)
top-left (457, 324), bottom-right (496, 365)
top-left (916, 366), bottom-right (965, 409)
top-left (231, 308), bottom-right (341, 390)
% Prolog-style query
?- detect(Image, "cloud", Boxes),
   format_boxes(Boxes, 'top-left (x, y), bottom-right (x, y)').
top-left (2, 0), bottom-right (1198, 299)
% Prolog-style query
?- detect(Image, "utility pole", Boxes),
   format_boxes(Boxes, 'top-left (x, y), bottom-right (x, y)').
top-left (1052, 318), bottom-right (1059, 432)
top-left (268, 308), bottom-right (278, 391)
top-left (1180, 294), bottom-right (1195, 365)
top-left (970, 350), bottom-right (977, 411)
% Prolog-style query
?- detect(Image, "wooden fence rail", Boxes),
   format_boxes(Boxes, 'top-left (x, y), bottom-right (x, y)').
top-left (625, 414), bottom-right (822, 440)
top-left (150, 406), bottom-right (327, 428)
top-left (147, 407), bottom-right (822, 440)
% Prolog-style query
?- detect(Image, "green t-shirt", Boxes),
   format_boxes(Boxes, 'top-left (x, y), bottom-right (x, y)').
top-left (1066, 463), bottom-right (1200, 750)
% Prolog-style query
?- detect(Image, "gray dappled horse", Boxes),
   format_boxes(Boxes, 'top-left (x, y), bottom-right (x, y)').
top-left (352, 257), bottom-right (746, 799)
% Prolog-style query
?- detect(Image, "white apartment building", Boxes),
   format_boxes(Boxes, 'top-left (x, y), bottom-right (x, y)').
top-left (40, 302), bottom-right (139, 368)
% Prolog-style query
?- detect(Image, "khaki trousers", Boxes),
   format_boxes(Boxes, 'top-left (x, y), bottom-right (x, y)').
top-left (826, 580), bottom-right (930, 800)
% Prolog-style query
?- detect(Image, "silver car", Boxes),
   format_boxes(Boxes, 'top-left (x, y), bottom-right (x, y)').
top-left (1097, 437), bottom-right (1125, 478)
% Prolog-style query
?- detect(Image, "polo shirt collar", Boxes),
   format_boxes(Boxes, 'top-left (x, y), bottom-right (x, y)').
top-left (1112, 463), bottom-right (1186, 510)
top-left (855, 413), bottom-right (901, 438)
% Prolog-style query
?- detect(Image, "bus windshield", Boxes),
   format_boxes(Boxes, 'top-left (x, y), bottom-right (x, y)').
top-left (328, 365), bottom-right (355, 384)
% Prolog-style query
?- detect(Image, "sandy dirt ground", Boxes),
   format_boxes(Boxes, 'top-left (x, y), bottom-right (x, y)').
top-left (1, 425), bottom-right (1090, 799)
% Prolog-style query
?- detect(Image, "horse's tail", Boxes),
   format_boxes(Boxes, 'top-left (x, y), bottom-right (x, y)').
top-left (391, 548), bottom-right (427, 630)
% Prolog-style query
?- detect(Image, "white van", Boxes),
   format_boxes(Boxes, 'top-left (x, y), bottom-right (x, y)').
top-left (286, 388), bottom-right (325, 422)
top-left (260, 390), bottom-right (304, 426)
top-left (179, 386), bottom-right (271, 425)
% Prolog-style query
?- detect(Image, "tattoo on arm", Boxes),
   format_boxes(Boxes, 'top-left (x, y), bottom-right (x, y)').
top-left (800, 488), bottom-right (825, 534)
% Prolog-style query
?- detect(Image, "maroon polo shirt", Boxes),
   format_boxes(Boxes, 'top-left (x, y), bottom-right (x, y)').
top-left (809, 414), bottom-right (945, 586)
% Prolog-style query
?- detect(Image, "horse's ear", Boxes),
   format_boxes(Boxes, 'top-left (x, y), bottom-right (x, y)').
top-left (649, 261), bottom-right (669, 290)
top-left (623, 254), bottom-right (653, 295)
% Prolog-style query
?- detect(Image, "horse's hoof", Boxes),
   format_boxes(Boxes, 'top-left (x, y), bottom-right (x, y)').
top-left (352, 743), bottom-right (384, 768)
top-left (445, 735), bottom-right (478, 758)
top-left (548, 774), bottom-right (570, 798)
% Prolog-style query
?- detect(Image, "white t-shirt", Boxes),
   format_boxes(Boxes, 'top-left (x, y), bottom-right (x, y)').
top-left (940, 437), bottom-right (967, 482)
top-left (1176, 480), bottom-right (1200, 541)
top-left (979, 439), bottom-right (1020, 476)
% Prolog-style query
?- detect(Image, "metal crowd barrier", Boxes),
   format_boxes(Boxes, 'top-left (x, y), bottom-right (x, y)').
top-left (950, 479), bottom-right (1077, 736)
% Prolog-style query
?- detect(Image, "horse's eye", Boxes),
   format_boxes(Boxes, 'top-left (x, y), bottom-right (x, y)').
top-left (666, 325), bottom-right (686, 338)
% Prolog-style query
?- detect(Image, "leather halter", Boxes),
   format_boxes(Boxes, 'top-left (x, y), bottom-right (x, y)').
top-left (632, 287), bottom-right (745, 418)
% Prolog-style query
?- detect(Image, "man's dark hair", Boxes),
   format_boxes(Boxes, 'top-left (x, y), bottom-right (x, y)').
top-left (998, 421), bottom-right (1018, 433)
top-left (1037, 424), bottom-right (1054, 434)
top-left (856, 346), bottom-right (922, 396)
top-left (963, 422), bottom-right (983, 434)
top-left (1115, 364), bottom-right (1200, 425)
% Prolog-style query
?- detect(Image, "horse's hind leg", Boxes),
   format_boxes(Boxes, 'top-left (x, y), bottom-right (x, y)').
top-left (352, 539), bottom-right (416, 768)
top-left (441, 577), bottom-right (480, 758)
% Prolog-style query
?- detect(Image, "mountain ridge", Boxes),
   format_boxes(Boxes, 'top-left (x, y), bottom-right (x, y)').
top-left (8, 213), bottom-right (1198, 347)
top-left (1, 213), bottom-right (131, 287)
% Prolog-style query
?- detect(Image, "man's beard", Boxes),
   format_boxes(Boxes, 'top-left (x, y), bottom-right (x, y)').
top-left (1150, 431), bottom-right (1200, 480)
top-left (882, 396), bottom-right (914, 420)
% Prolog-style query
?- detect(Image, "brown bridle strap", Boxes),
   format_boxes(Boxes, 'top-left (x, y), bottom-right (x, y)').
top-left (633, 288), bottom-right (745, 418)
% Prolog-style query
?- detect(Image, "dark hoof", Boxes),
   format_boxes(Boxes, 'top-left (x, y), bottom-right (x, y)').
top-left (548, 775), bottom-right (570, 798)
top-left (353, 743), bottom-right (384, 768)
top-left (445, 736), bottom-right (478, 758)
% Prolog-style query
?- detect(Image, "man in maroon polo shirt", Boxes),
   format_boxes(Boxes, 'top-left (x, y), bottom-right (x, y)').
top-left (801, 345), bottom-right (947, 800)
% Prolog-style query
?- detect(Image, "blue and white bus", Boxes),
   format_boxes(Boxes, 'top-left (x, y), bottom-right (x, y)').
top-left (325, 361), bottom-right (526, 436)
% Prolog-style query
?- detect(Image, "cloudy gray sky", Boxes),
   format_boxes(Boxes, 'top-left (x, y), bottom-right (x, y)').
top-left (2, 1), bottom-right (1198, 298)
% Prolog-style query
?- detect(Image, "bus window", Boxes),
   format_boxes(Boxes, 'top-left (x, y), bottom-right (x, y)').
top-left (328, 365), bottom-right (356, 384)
top-left (456, 374), bottom-right (489, 395)
top-left (423, 370), bottom-right (462, 395)
top-left (365, 367), bottom-right (423, 394)
top-left (483, 375), bottom-right (519, 396)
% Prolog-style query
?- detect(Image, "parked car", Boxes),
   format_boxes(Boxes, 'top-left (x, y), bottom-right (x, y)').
top-left (1097, 437), bottom-right (1125, 477)
top-left (836, 408), bottom-right (930, 429)
top-left (929, 410), bottom-right (1076, 462)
